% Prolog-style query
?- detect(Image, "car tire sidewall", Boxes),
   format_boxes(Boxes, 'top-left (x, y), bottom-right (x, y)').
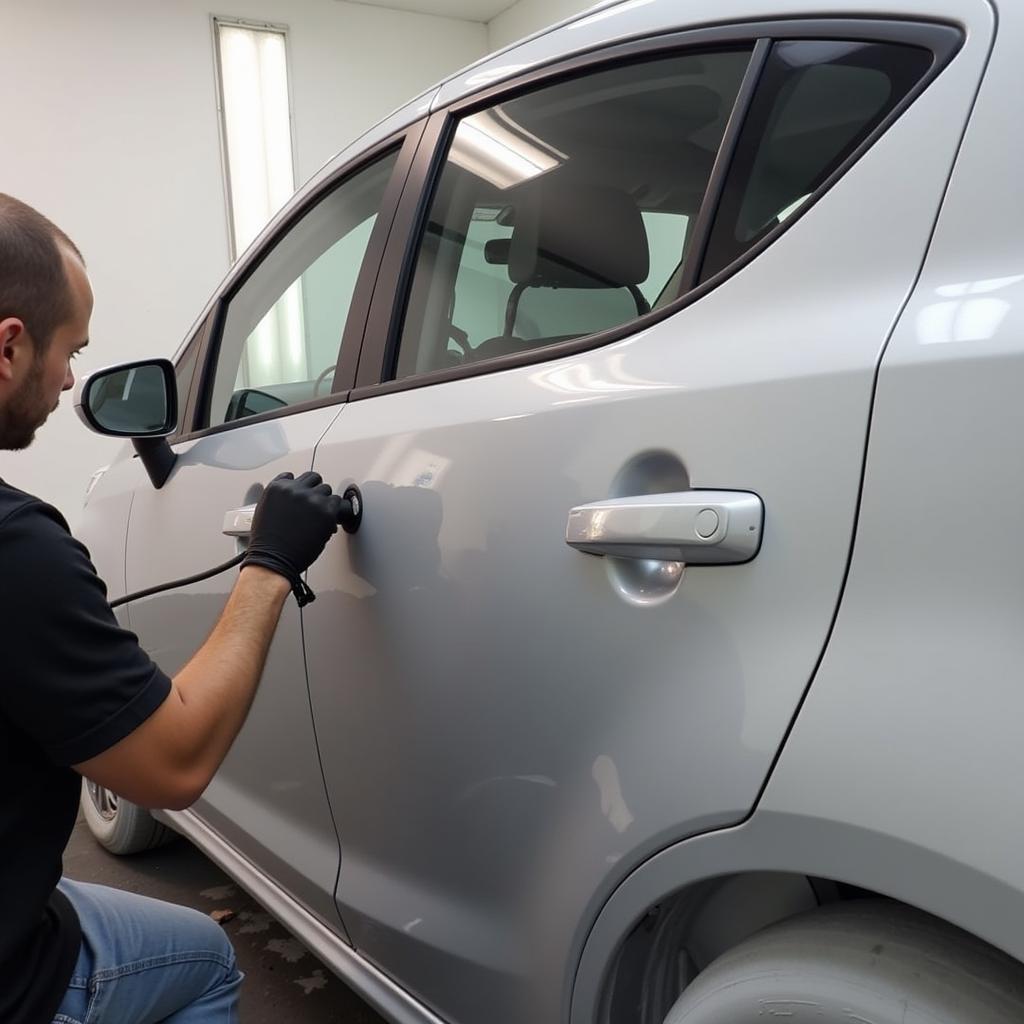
top-left (79, 778), bottom-right (174, 855)
top-left (665, 900), bottom-right (1024, 1024)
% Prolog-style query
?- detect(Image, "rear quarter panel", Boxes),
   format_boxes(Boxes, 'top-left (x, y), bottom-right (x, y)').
top-left (759, 0), bottom-right (1024, 967)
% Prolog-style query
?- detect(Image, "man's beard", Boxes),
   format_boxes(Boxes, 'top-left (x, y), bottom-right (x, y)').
top-left (0, 357), bottom-right (50, 451)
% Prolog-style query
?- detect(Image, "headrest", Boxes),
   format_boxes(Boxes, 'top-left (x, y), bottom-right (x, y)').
top-left (508, 183), bottom-right (649, 288)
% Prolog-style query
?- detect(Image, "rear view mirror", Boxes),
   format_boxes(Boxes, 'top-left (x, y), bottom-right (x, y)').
top-left (76, 359), bottom-right (177, 438)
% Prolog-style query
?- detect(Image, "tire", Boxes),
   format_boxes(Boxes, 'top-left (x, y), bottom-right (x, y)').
top-left (79, 778), bottom-right (176, 855)
top-left (665, 899), bottom-right (1024, 1024)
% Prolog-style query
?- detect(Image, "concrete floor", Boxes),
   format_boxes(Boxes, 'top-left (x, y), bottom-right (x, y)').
top-left (64, 812), bottom-right (386, 1024)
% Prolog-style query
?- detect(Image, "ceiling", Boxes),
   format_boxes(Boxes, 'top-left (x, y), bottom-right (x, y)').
top-left (341, 0), bottom-right (521, 23)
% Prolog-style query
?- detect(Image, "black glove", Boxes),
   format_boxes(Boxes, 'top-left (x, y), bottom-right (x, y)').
top-left (241, 471), bottom-right (343, 606)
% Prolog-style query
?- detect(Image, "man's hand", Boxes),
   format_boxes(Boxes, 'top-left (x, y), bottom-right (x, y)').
top-left (241, 471), bottom-right (343, 604)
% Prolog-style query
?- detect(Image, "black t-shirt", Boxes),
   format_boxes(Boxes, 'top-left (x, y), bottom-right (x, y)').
top-left (0, 480), bottom-right (172, 1024)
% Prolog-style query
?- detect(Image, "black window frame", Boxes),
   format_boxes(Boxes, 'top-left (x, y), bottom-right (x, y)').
top-left (166, 315), bottom-right (209, 443)
top-left (349, 17), bottom-right (962, 401)
top-left (171, 120), bottom-right (428, 443)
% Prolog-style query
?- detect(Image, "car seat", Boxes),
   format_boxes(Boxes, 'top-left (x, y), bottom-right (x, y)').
top-left (472, 182), bottom-right (651, 361)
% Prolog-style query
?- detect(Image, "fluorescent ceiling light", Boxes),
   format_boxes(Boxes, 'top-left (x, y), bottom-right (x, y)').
top-left (216, 21), bottom-right (295, 258)
top-left (215, 20), bottom-right (306, 386)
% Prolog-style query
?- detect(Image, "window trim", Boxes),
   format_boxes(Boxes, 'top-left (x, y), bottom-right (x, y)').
top-left (175, 119), bottom-right (428, 443)
top-left (350, 17), bottom-right (962, 401)
top-left (169, 314), bottom-right (212, 443)
top-left (678, 37), bottom-right (770, 293)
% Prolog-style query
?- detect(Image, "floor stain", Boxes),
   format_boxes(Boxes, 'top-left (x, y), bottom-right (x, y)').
top-left (199, 883), bottom-right (238, 901)
top-left (295, 969), bottom-right (329, 995)
top-left (238, 910), bottom-right (275, 934)
top-left (267, 936), bottom-right (309, 963)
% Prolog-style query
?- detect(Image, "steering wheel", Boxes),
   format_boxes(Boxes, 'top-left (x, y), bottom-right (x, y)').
top-left (313, 364), bottom-right (336, 397)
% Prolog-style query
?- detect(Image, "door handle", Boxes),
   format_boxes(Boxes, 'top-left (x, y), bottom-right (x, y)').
top-left (565, 490), bottom-right (763, 564)
top-left (223, 504), bottom-right (256, 537)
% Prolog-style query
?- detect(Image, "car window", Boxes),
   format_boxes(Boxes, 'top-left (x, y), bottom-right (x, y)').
top-left (206, 149), bottom-right (399, 428)
top-left (393, 48), bottom-right (753, 379)
top-left (700, 39), bottom-right (934, 280)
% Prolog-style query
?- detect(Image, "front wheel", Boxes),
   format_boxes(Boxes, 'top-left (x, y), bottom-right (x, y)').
top-left (79, 778), bottom-right (176, 855)
top-left (666, 900), bottom-right (1024, 1023)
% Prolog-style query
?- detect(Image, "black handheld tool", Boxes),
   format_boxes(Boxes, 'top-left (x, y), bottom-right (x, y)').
top-left (109, 484), bottom-right (362, 609)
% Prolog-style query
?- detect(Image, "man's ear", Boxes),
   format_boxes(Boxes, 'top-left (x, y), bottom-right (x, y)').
top-left (0, 317), bottom-right (29, 382)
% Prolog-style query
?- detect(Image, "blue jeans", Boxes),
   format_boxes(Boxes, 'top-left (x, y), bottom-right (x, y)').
top-left (51, 879), bottom-right (242, 1023)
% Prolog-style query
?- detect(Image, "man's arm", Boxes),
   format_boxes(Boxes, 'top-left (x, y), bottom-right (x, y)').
top-left (73, 470), bottom-right (343, 809)
top-left (74, 565), bottom-right (291, 809)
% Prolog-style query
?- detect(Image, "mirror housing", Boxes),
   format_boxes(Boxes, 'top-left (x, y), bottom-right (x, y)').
top-left (74, 359), bottom-right (179, 489)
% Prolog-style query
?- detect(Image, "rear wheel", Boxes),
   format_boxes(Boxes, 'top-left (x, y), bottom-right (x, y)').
top-left (80, 778), bottom-right (176, 855)
top-left (665, 899), bottom-right (1024, 1023)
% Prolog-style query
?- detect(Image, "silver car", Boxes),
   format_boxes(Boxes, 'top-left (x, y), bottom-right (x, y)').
top-left (75, 0), bottom-right (1024, 1021)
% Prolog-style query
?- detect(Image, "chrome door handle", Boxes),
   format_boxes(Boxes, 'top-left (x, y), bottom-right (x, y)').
top-left (222, 504), bottom-right (256, 537)
top-left (565, 490), bottom-right (763, 564)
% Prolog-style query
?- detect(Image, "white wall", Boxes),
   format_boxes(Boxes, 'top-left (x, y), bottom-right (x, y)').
top-left (0, 0), bottom-right (487, 517)
top-left (487, 0), bottom-right (595, 51)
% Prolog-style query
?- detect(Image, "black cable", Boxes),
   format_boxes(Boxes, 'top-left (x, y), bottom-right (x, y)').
top-left (110, 553), bottom-right (246, 609)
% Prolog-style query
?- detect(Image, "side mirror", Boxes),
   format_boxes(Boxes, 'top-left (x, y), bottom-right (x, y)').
top-left (76, 359), bottom-right (177, 437)
top-left (74, 359), bottom-right (179, 489)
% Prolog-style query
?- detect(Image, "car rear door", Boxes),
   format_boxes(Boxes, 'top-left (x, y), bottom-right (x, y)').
top-left (302, 10), bottom-right (991, 1022)
top-left (121, 118), bottom-right (422, 928)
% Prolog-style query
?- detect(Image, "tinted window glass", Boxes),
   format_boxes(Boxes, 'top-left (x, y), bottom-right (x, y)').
top-left (700, 40), bottom-right (933, 280)
top-left (206, 150), bottom-right (399, 427)
top-left (394, 49), bottom-right (752, 379)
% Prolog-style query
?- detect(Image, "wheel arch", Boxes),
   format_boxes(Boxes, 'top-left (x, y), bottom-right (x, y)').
top-left (571, 807), bottom-right (1024, 1023)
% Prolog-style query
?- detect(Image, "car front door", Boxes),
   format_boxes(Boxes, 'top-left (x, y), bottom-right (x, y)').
top-left (121, 130), bottom-right (417, 926)
top-left (302, 15), bottom-right (987, 1023)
